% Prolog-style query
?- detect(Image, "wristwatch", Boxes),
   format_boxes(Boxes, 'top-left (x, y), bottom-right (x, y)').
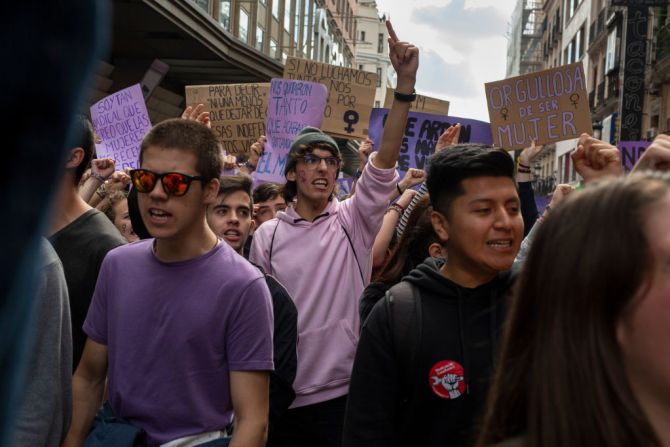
top-left (394, 89), bottom-right (417, 102)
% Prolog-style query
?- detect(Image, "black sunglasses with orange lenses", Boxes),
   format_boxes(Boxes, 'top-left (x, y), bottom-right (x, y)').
top-left (129, 169), bottom-right (204, 197)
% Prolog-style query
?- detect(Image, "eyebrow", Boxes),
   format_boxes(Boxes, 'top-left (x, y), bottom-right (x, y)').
top-left (468, 197), bottom-right (520, 206)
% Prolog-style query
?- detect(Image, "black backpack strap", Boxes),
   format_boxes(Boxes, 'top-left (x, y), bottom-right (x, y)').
top-left (385, 281), bottom-right (422, 406)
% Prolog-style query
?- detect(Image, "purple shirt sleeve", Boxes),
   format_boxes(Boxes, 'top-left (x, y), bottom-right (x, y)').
top-left (226, 276), bottom-right (274, 371)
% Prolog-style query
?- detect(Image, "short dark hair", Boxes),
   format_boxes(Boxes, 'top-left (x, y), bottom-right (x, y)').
top-left (140, 119), bottom-right (222, 182)
top-left (283, 143), bottom-right (341, 203)
top-left (253, 182), bottom-right (284, 204)
top-left (426, 144), bottom-right (515, 217)
top-left (219, 175), bottom-right (253, 208)
top-left (72, 115), bottom-right (95, 185)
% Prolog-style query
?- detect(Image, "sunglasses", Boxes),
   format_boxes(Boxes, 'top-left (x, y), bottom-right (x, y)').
top-left (298, 154), bottom-right (341, 170)
top-left (129, 169), bottom-right (204, 197)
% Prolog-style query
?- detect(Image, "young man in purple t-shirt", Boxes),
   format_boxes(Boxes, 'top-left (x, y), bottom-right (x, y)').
top-left (63, 119), bottom-right (274, 447)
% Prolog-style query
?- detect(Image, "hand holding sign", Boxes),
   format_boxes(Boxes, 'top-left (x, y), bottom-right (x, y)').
top-left (519, 140), bottom-right (543, 166)
top-left (571, 133), bottom-right (623, 183)
top-left (182, 104), bottom-right (211, 128)
top-left (387, 21), bottom-right (419, 88)
top-left (436, 124), bottom-right (461, 153)
top-left (632, 134), bottom-right (670, 173)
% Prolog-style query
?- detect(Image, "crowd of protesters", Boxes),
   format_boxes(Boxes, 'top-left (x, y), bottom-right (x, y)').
top-left (7, 19), bottom-right (670, 447)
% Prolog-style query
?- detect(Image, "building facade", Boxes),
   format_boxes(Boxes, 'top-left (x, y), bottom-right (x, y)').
top-left (353, 1), bottom-right (390, 108)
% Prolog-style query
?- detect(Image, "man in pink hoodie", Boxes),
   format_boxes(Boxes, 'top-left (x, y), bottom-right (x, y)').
top-left (249, 21), bottom-right (419, 447)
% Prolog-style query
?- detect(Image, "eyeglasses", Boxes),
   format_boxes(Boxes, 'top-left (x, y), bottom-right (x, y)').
top-left (129, 169), bottom-right (204, 197)
top-left (298, 154), bottom-right (341, 170)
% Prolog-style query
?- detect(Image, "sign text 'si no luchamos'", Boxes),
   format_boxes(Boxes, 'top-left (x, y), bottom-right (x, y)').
top-left (252, 79), bottom-right (328, 184)
top-left (90, 83), bottom-right (152, 170)
top-left (185, 83), bottom-right (270, 155)
top-left (283, 57), bottom-right (377, 140)
top-left (485, 62), bottom-right (592, 150)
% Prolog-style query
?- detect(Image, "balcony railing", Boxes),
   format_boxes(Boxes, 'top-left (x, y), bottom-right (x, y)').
top-left (607, 78), bottom-right (619, 100)
top-left (597, 81), bottom-right (605, 105)
top-left (656, 22), bottom-right (670, 64)
top-left (589, 90), bottom-right (596, 110)
top-left (589, 8), bottom-right (607, 47)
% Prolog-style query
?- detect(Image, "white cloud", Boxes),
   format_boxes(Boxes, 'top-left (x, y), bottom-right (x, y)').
top-left (375, 0), bottom-right (518, 121)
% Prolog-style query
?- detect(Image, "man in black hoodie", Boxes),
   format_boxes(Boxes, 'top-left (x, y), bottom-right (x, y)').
top-left (343, 144), bottom-right (523, 447)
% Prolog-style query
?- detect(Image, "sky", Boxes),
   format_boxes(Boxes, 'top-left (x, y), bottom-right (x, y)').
top-left (374, 0), bottom-right (519, 122)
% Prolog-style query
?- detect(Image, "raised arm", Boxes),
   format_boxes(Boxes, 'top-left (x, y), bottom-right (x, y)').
top-left (374, 21), bottom-right (419, 170)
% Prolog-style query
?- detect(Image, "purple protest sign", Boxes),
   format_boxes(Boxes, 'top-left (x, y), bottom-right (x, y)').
top-left (618, 140), bottom-right (651, 172)
top-left (252, 79), bottom-right (328, 184)
top-left (90, 84), bottom-right (152, 170)
top-left (367, 108), bottom-right (493, 178)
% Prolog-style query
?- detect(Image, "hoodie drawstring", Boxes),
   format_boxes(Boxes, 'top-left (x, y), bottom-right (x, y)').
top-left (456, 288), bottom-right (470, 394)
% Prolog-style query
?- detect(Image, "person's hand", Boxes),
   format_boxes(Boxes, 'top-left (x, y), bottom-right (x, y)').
top-left (106, 171), bottom-right (131, 193)
top-left (91, 158), bottom-right (115, 180)
top-left (223, 154), bottom-right (237, 171)
top-left (435, 124), bottom-right (461, 153)
top-left (519, 140), bottom-right (543, 167)
top-left (399, 168), bottom-right (426, 191)
top-left (547, 184), bottom-right (574, 210)
top-left (571, 133), bottom-right (622, 182)
top-left (182, 104), bottom-right (211, 128)
top-left (386, 21), bottom-right (419, 89)
top-left (396, 188), bottom-right (417, 209)
top-left (248, 136), bottom-right (266, 169)
top-left (632, 134), bottom-right (670, 173)
top-left (358, 138), bottom-right (373, 167)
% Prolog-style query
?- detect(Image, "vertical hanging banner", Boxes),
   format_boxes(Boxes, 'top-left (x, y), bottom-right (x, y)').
top-left (619, 6), bottom-right (648, 141)
top-left (618, 140), bottom-right (651, 172)
top-left (283, 57), bottom-right (377, 140)
top-left (185, 83), bottom-right (270, 155)
top-left (90, 84), bottom-right (153, 170)
top-left (252, 79), bottom-right (329, 184)
top-left (485, 62), bottom-right (592, 150)
top-left (383, 88), bottom-right (450, 115)
top-left (367, 108), bottom-right (492, 178)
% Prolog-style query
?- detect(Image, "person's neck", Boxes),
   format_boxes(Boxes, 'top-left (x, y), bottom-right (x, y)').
top-left (48, 180), bottom-right (92, 236)
top-left (630, 380), bottom-right (670, 446)
top-left (294, 196), bottom-right (329, 222)
top-left (440, 257), bottom-right (497, 289)
top-left (154, 221), bottom-right (219, 263)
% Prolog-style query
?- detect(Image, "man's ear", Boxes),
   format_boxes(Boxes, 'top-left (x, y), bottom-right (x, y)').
top-left (66, 148), bottom-right (85, 169)
top-left (249, 219), bottom-right (257, 234)
top-left (428, 242), bottom-right (444, 258)
top-left (286, 169), bottom-right (296, 182)
top-left (431, 210), bottom-right (449, 244)
top-left (202, 178), bottom-right (220, 205)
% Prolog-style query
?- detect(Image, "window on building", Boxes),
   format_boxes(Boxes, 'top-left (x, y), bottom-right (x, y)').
top-left (284, 0), bottom-right (291, 33)
top-left (271, 39), bottom-right (278, 58)
top-left (358, 64), bottom-right (363, 70)
top-left (194, 0), bottom-right (210, 13)
top-left (256, 26), bottom-right (265, 51)
top-left (375, 100), bottom-right (380, 108)
top-left (220, 0), bottom-right (231, 30)
top-left (360, 31), bottom-right (366, 42)
top-left (239, 8), bottom-right (249, 42)
top-left (378, 33), bottom-right (384, 53)
top-left (295, 0), bottom-right (301, 44)
top-left (282, 51), bottom-right (288, 63)
top-left (376, 67), bottom-right (382, 87)
top-left (272, 0), bottom-right (279, 19)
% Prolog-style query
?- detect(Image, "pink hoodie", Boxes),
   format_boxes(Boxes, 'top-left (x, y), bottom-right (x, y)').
top-left (250, 155), bottom-right (398, 407)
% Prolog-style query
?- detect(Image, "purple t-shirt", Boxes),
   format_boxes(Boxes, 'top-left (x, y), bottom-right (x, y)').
top-left (83, 239), bottom-right (274, 446)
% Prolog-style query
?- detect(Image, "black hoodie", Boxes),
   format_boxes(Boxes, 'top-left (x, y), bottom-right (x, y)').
top-left (343, 258), bottom-right (514, 447)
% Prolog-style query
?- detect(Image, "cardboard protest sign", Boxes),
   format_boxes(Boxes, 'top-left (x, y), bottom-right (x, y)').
top-left (485, 62), bottom-right (592, 150)
top-left (90, 84), bottom-right (152, 170)
top-left (185, 83), bottom-right (270, 155)
top-left (384, 89), bottom-right (450, 115)
top-left (252, 79), bottom-right (329, 184)
top-left (367, 108), bottom-right (492, 177)
top-left (283, 57), bottom-right (377, 140)
top-left (618, 140), bottom-right (651, 172)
